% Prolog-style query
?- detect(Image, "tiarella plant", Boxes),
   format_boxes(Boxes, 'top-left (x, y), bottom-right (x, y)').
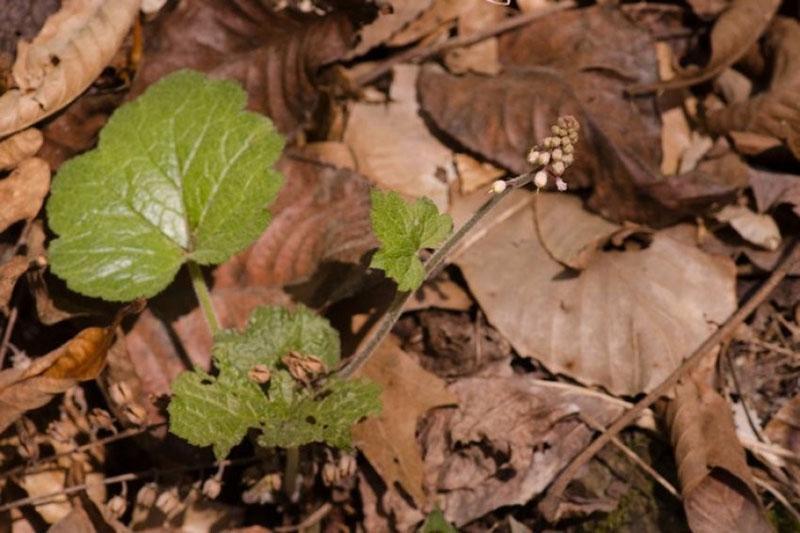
top-left (45, 67), bottom-right (576, 467)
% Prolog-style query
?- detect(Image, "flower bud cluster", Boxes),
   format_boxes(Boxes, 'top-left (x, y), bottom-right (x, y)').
top-left (526, 115), bottom-right (580, 191)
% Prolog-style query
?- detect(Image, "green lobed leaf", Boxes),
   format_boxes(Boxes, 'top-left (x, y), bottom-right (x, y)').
top-left (369, 190), bottom-right (452, 291)
top-left (167, 366), bottom-right (271, 459)
top-left (169, 305), bottom-right (381, 458)
top-left (214, 305), bottom-right (341, 373)
top-left (47, 70), bottom-right (284, 301)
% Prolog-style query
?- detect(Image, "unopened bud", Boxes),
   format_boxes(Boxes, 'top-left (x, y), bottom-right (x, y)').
top-left (155, 489), bottom-right (180, 515)
top-left (538, 152), bottom-right (551, 165)
top-left (322, 462), bottom-right (338, 486)
top-left (551, 161), bottom-right (566, 176)
top-left (562, 153), bottom-right (574, 166)
top-left (527, 149), bottom-right (540, 164)
top-left (107, 495), bottom-right (127, 518)
top-left (123, 403), bottom-right (147, 426)
top-left (490, 180), bottom-right (507, 194)
top-left (562, 142), bottom-right (574, 154)
top-left (338, 455), bottom-right (357, 479)
top-left (556, 177), bottom-right (568, 191)
top-left (534, 170), bottom-right (548, 189)
top-left (552, 148), bottom-right (563, 161)
top-left (202, 478), bottom-right (222, 499)
top-left (137, 483), bottom-right (158, 507)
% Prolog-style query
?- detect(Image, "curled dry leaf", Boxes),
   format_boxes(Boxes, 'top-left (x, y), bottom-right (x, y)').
top-left (748, 168), bottom-right (800, 215)
top-left (453, 190), bottom-right (736, 396)
top-left (345, 0), bottom-right (433, 58)
top-left (130, 0), bottom-right (357, 137)
top-left (0, 0), bottom-right (140, 136)
top-left (214, 154), bottom-right (376, 290)
top-left (629, 0), bottom-right (781, 93)
top-left (352, 336), bottom-right (456, 507)
top-left (0, 157), bottom-right (50, 233)
top-left (345, 65), bottom-right (451, 211)
top-left (706, 17), bottom-right (800, 160)
top-left (0, 128), bottom-right (43, 171)
top-left (442, 1), bottom-right (503, 76)
top-left (715, 204), bottom-right (781, 250)
top-left (0, 256), bottom-right (29, 314)
top-left (0, 326), bottom-right (115, 434)
top-left (667, 377), bottom-right (771, 533)
top-left (533, 193), bottom-right (621, 270)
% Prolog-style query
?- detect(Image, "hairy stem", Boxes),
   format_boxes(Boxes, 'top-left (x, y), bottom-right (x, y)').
top-left (338, 172), bottom-right (533, 378)
top-left (188, 261), bottom-right (221, 337)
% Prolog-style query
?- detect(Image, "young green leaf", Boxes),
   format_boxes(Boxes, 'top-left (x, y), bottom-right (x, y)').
top-left (47, 70), bottom-right (284, 301)
top-left (370, 190), bottom-right (453, 291)
top-left (419, 508), bottom-right (458, 533)
top-left (214, 305), bottom-right (340, 373)
top-left (169, 305), bottom-right (381, 458)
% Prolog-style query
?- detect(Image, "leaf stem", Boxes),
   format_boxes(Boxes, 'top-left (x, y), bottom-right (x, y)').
top-left (338, 172), bottom-right (534, 378)
top-left (284, 446), bottom-right (300, 500)
top-left (188, 261), bottom-right (221, 337)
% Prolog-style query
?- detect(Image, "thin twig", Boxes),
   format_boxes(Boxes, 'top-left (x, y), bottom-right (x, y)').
top-left (539, 239), bottom-right (800, 520)
top-left (338, 172), bottom-right (533, 378)
top-left (0, 306), bottom-right (18, 368)
top-left (354, 3), bottom-right (576, 87)
top-left (579, 413), bottom-right (681, 500)
top-left (754, 476), bottom-right (800, 524)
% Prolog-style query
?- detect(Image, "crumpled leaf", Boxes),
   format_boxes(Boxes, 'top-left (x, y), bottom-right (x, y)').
top-left (169, 305), bottom-right (381, 458)
top-left (715, 204), bottom-right (781, 250)
top-left (353, 336), bottom-right (456, 507)
top-left (0, 326), bottom-right (115, 434)
top-left (0, 0), bottom-right (140, 136)
top-left (46, 70), bottom-right (284, 301)
top-left (749, 168), bottom-right (800, 215)
top-left (706, 17), bottom-right (800, 160)
top-left (0, 128), bottom-right (43, 171)
top-left (418, 7), bottom-right (743, 225)
top-left (667, 376), bottom-right (771, 533)
top-left (0, 157), bottom-right (50, 234)
top-left (130, 0), bottom-right (358, 137)
top-left (421, 375), bottom-right (630, 526)
top-left (629, 0), bottom-right (781, 93)
top-left (345, 64), bottom-right (451, 211)
top-left (214, 153), bottom-right (376, 290)
top-left (453, 190), bottom-right (736, 395)
top-left (370, 189), bottom-right (452, 291)
top-left (0, 256), bottom-right (29, 314)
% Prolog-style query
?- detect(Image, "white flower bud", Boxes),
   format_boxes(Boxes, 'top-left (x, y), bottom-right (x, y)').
top-left (538, 152), bottom-right (551, 165)
top-left (551, 161), bottom-right (566, 176)
top-left (552, 148), bottom-right (563, 161)
top-left (543, 137), bottom-right (554, 148)
top-left (490, 180), bottom-right (507, 194)
top-left (551, 136), bottom-right (562, 147)
top-left (556, 177), bottom-right (568, 191)
top-left (563, 153), bottom-right (574, 166)
top-left (527, 149), bottom-right (540, 164)
top-left (322, 463), bottom-right (338, 486)
top-left (107, 495), bottom-right (127, 518)
top-left (534, 170), bottom-right (548, 188)
top-left (551, 124), bottom-right (561, 135)
top-left (562, 142), bottom-right (574, 154)
top-left (202, 478), bottom-right (222, 499)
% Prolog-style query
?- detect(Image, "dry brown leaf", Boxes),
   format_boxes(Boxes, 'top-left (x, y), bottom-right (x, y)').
top-left (453, 190), bottom-right (736, 395)
top-left (0, 1), bottom-right (60, 68)
top-left (345, 64), bottom-right (451, 211)
top-left (748, 168), bottom-right (800, 215)
top-left (667, 377), bottom-right (771, 533)
top-left (353, 336), bottom-right (456, 507)
top-left (0, 326), bottom-right (115, 434)
top-left (533, 193), bottom-right (621, 270)
top-left (420, 376), bottom-right (629, 526)
top-left (715, 204), bottom-right (781, 250)
top-left (419, 7), bottom-right (743, 225)
top-left (0, 128), bottom-right (43, 171)
top-left (387, 0), bottom-right (462, 46)
top-left (0, 0), bottom-right (140, 136)
top-left (765, 393), bottom-right (800, 480)
top-left (706, 17), bottom-right (800, 160)
top-left (346, 0), bottom-right (433, 58)
top-left (0, 255), bottom-right (29, 314)
top-left (629, 0), bottom-right (781, 93)
top-left (442, 1), bottom-right (503, 76)
top-left (214, 154), bottom-right (375, 291)
top-left (403, 279), bottom-right (472, 313)
top-left (131, 0), bottom-right (357, 137)
top-left (0, 157), bottom-right (50, 233)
